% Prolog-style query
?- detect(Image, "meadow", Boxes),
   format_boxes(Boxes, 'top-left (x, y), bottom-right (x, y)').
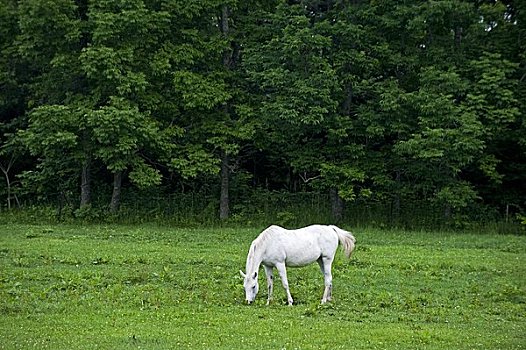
top-left (0, 223), bottom-right (524, 349)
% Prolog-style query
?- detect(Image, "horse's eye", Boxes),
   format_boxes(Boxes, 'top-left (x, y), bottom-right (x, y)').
top-left (252, 285), bottom-right (256, 290)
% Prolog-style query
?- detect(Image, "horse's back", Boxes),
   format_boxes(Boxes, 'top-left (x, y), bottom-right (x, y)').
top-left (261, 225), bottom-right (339, 267)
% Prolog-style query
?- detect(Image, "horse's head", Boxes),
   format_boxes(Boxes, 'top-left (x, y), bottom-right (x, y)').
top-left (240, 270), bottom-right (259, 304)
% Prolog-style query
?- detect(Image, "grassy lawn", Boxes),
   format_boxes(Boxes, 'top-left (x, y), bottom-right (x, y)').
top-left (0, 223), bottom-right (524, 349)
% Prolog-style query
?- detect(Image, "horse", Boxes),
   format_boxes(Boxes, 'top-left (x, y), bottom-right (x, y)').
top-left (240, 224), bottom-right (356, 305)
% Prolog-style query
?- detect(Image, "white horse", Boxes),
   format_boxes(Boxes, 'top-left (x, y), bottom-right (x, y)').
top-left (240, 224), bottom-right (356, 305)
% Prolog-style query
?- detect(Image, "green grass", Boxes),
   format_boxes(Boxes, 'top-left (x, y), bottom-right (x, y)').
top-left (0, 223), bottom-right (525, 349)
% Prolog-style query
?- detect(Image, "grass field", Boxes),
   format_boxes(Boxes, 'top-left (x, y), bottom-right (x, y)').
top-left (0, 223), bottom-right (524, 349)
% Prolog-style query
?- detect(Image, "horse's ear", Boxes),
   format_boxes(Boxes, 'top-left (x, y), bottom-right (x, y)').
top-left (240, 270), bottom-right (246, 278)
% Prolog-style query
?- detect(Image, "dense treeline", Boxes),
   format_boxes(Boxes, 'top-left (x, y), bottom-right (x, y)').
top-left (0, 0), bottom-right (525, 228)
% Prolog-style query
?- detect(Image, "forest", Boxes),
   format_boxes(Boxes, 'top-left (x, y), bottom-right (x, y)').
top-left (0, 0), bottom-right (525, 229)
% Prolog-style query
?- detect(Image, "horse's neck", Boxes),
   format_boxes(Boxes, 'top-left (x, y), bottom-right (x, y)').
top-left (246, 242), bottom-right (264, 274)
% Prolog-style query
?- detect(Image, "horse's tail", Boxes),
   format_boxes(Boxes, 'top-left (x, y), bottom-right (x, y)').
top-left (331, 225), bottom-right (356, 258)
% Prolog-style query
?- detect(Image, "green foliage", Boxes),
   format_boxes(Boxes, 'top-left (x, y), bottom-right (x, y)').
top-left (173, 71), bottom-right (231, 110)
top-left (393, 67), bottom-right (485, 208)
top-left (245, 4), bottom-right (340, 126)
top-left (0, 0), bottom-right (525, 224)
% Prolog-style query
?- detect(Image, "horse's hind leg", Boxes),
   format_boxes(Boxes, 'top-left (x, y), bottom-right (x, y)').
top-left (263, 265), bottom-right (274, 305)
top-left (275, 262), bottom-right (293, 305)
top-left (318, 256), bottom-right (333, 304)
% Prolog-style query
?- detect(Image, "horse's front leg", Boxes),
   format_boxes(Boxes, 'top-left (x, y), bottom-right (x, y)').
top-left (263, 265), bottom-right (274, 305)
top-left (275, 262), bottom-right (293, 305)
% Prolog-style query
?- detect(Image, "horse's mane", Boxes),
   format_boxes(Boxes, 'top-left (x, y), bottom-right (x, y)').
top-left (253, 225), bottom-right (282, 247)
top-left (246, 225), bottom-right (284, 271)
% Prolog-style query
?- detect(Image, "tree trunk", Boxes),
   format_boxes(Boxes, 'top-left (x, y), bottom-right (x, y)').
top-left (342, 84), bottom-right (353, 116)
top-left (330, 188), bottom-right (344, 223)
top-left (221, 5), bottom-right (231, 65)
top-left (219, 152), bottom-right (230, 220)
top-left (218, 4), bottom-right (231, 221)
top-left (393, 170), bottom-right (401, 224)
top-left (0, 156), bottom-right (13, 209)
top-left (80, 158), bottom-right (91, 208)
top-left (454, 26), bottom-right (463, 49)
top-left (110, 170), bottom-right (122, 213)
top-left (1, 167), bottom-right (11, 209)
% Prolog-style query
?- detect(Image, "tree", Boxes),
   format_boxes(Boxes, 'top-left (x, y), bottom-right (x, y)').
top-left (80, 0), bottom-right (174, 211)
top-left (13, 0), bottom-right (89, 207)
top-left (0, 0), bottom-right (25, 209)
top-left (244, 2), bottom-right (357, 219)
top-left (395, 67), bottom-right (484, 214)
top-left (158, 1), bottom-right (257, 220)
top-left (1, 0), bottom-right (525, 225)
top-left (16, 0), bottom-right (178, 211)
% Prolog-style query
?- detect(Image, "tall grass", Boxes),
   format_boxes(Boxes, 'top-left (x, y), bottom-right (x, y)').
top-left (1, 190), bottom-right (522, 233)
